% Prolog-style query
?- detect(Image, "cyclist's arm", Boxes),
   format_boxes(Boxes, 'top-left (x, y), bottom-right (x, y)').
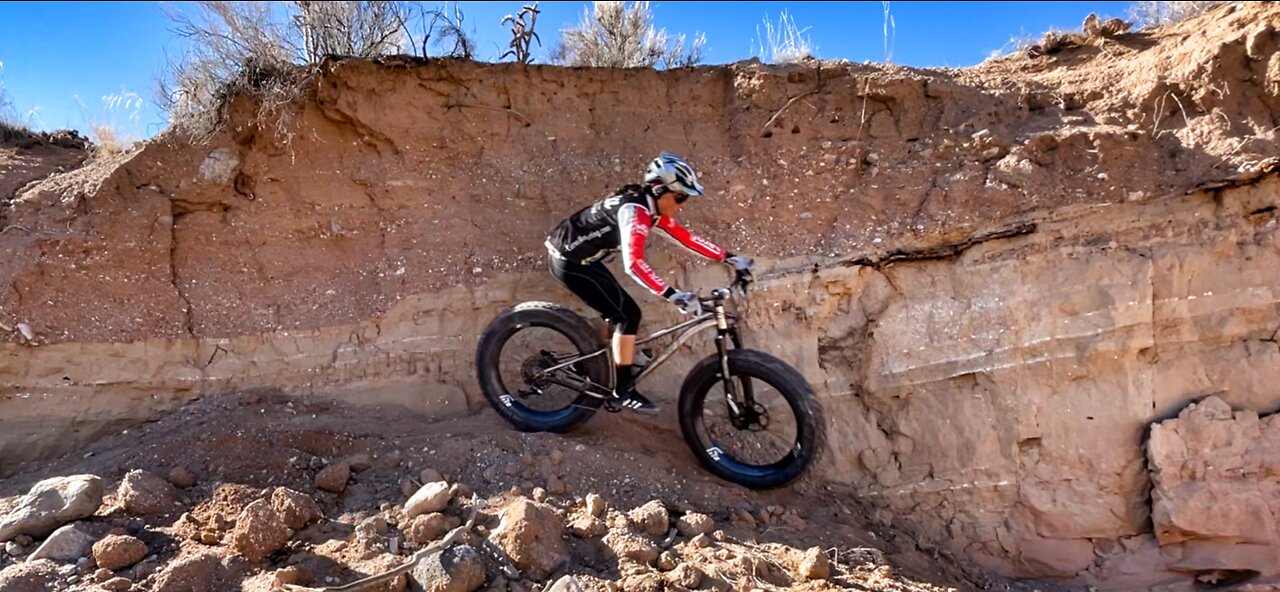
top-left (655, 215), bottom-right (727, 262)
top-left (618, 204), bottom-right (678, 298)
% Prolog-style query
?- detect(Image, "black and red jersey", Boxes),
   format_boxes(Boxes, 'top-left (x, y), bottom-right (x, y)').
top-left (545, 185), bottom-right (727, 296)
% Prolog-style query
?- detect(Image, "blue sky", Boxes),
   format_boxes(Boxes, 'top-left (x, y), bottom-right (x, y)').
top-left (0, 1), bottom-right (1134, 140)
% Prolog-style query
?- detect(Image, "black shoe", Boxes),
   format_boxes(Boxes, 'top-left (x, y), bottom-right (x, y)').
top-left (614, 387), bottom-right (659, 415)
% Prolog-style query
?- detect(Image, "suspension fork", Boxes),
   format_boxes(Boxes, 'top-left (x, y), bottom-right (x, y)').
top-left (714, 302), bottom-right (751, 416)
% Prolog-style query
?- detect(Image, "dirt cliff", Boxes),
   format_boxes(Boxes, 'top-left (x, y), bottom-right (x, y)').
top-left (2, 2), bottom-right (1279, 589)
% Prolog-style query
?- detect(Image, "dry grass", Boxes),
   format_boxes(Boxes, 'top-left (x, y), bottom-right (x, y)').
top-left (1129, 1), bottom-right (1227, 28)
top-left (551, 1), bottom-right (705, 68)
top-left (158, 1), bottom-right (425, 144)
top-left (753, 10), bottom-right (815, 64)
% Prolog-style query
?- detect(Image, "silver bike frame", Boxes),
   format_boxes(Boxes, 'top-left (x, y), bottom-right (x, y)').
top-left (537, 312), bottom-right (720, 387)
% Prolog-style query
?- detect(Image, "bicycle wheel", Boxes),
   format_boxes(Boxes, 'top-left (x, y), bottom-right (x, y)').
top-left (475, 302), bottom-right (608, 432)
top-left (678, 349), bottom-right (825, 489)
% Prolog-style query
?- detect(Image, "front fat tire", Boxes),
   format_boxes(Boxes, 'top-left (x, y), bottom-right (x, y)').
top-left (475, 302), bottom-right (607, 433)
top-left (678, 349), bottom-right (826, 489)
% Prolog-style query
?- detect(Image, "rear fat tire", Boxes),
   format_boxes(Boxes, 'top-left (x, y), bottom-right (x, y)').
top-left (475, 302), bottom-right (608, 432)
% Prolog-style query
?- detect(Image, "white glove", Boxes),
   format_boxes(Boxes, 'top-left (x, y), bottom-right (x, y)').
top-left (725, 253), bottom-right (754, 272)
top-left (667, 290), bottom-right (703, 315)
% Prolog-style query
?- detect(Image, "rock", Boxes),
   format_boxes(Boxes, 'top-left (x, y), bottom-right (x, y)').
top-left (356, 515), bottom-right (389, 540)
top-left (656, 551), bottom-right (678, 571)
top-left (199, 531), bottom-right (221, 545)
top-left (628, 501), bottom-right (669, 537)
top-left (676, 513), bottom-right (714, 537)
top-left (585, 493), bottom-right (606, 518)
top-left (91, 568), bottom-right (113, 583)
top-left (91, 534), bottom-right (148, 570)
top-left (620, 572), bottom-right (663, 592)
top-left (688, 534), bottom-right (712, 548)
top-left (167, 467), bottom-right (197, 489)
top-left (603, 530), bottom-right (659, 565)
top-left (1148, 397), bottom-right (1280, 551)
top-left (6, 540), bottom-right (23, 557)
top-left (405, 482), bottom-right (452, 519)
top-left (780, 510), bottom-right (806, 530)
top-left (343, 454), bottom-right (373, 472)
top-left (314, 461), bottom-right (351, 494)
top-left (532, 487), bottom-right (547, 503)
top-left (730, 509), bottom-right (756, 531)
top-left (549, 450), bottom-right (565, 466)
top-left (272, 566), bottom-right (304, 586)
top-left (117, 470), bottom-right (179, 516)
top-left (568, 513), bottom-right (608, 538)
top-left (270, 487), bottom-right (322, 530)
top-left (797, 546), bottom-right (831, 580)
top-left (0, 475), bottom-right (104, 541)
top-left (27, 522), bottom-right (96, 563)
top-left (130, 556), bottom-right (160, 581)
top-left (449, 483), bottom-right (471, 499)
top-left (0, 559), bottom-right (61, 592)
top-left (405, 513), bottom-right (449, 545)
top-left (151, 549), bottom-right (246, 592)
top-left (102, 576), bottom-right (133, 591)
top-left (667, 563), bottom-right (702, 588)
top-left (1016, 536), bottom-right (1094, 577)
top-left (488, 498), bottom-right (567, 579)
top-left (419, 468), bottom-right (443, 484)
top-left (546, 475), bottom-right (567, 496)
top-left (409, 544), bottom-right (485, 592)
top-left (198, 148), bottom-right (239, 184)
top-left (228, 499), bottom-right (291, 562)
top-left (401, 478), bottom-right (419, 498)
top-left (546, 575), bottom-right (584, 592)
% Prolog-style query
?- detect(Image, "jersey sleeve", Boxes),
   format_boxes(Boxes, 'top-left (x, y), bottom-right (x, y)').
top-left (618, 203), bottom-right (673, 297)
top-left (655, 216), bottom-right (727, 261)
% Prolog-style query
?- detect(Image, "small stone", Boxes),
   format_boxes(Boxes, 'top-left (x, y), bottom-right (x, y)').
top-left (689, 533), bottom-right (712, 548)
top-left (628, 500), bottom-right (669, 537)
top-left (419, 468), bottom-right (443, 484)
top-left (798, 546), bottom-right (831, 580)
top-left (92, 535), bottom-right (149, 570)
top-left (731, 509), bottom-right (756, 530)
top-left (405, 513), bottom-right (449, 545)
top-left (102, 576), bottom-right (133, 591)
top-left (15, 535), bottom-right (33, 547)
top-left (199, 531), bottom-right (220, 545)
top-left (343, 454), bottom-right (373, 472)
top-left (92, 568), bottom-right (114, 583)
top-left (546, 475), bottom-right (567, 496)
top-left (117, 470), bottom-right (178, 516)
top-left (712, 530), bottom-right (729, 542)
top-left (273, 567), bottom-right (303, 586)
top-left (5, 541), bottom-right (23, 556)
top-left (314, 462), bottom-right (350, 494)
top-left (656, 551), bottom-right (678, 571)
top-left (269, 487), bottom-right (322, 530)
top-left (567, 515), bottom-right (608, 538)
top-left (167, 467), bottom-right (196, 489)
top-left (404, 482), bottom-right (452, 519)
top-left (356, 516), bottom-right (388, 539)
top-left (532, 488), bottom-right (548, 503)
top-left (28, 523), bottom-right (96, 563)
top-left (668, 563), bottom-right (702, 588)
top-left (549, 450), bottom-right (565, 466)
top-left (585, 493), bottom-right (606, 518)
top-left (676, 513), bottom-right (714, 537)
top-left (449, 483), bottom-right (472, 499)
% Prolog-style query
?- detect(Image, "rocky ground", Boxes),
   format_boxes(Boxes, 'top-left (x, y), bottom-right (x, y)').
top-left (0, 391), bottom-right (1036, 592)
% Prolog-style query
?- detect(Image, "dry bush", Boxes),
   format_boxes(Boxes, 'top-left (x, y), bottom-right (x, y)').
top-left (415, 2), bottom-right (475, 59)
top-left (159, 1), bottom-right (421, 143)
top-left (1128, 1), bottom-right (1227, 28)
top-left (753, 10), bottom-right (815, 64)
top-left (551, 1), bottom-right (705, 69)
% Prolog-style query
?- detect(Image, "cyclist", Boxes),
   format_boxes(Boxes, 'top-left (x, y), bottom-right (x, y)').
top-left (544, 152), bottom-right (754, 414)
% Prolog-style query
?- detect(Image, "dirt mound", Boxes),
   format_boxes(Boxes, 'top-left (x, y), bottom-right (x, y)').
top-left (0, 391), bottom-right (1002, 592)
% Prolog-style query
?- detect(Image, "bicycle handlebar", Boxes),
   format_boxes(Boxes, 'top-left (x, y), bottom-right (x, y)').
top-left (699, 268), bottom-right (754, 305)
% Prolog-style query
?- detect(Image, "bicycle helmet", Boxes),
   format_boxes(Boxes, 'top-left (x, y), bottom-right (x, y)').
top-left (644, 151), bottom-right (704, 197)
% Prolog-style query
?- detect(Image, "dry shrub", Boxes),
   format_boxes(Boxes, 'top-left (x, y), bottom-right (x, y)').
top-left (1128, 1), bottom-right (1228, 28)
top-left (551, 1), bottom-right (705, 69)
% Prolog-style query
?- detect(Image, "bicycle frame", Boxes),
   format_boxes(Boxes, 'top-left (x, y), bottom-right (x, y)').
top-left (536, 287), bottom-right (746, 401)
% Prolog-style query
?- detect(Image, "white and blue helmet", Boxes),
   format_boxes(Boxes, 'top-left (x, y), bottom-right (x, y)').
top-left (644, 151), bottom-right (704, 197)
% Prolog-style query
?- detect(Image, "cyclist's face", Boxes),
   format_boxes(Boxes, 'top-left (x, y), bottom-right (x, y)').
top-left (658, 190), bottom-right (687, 217)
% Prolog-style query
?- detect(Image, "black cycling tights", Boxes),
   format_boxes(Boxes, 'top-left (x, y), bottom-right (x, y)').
top-left (548, 257), bottom-right (642, 335)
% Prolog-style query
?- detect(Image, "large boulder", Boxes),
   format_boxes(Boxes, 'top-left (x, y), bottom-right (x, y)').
top-left (0, 475), bottom-right (104, 541)
top-left (1147, 396), bottom-right (1280, 575)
